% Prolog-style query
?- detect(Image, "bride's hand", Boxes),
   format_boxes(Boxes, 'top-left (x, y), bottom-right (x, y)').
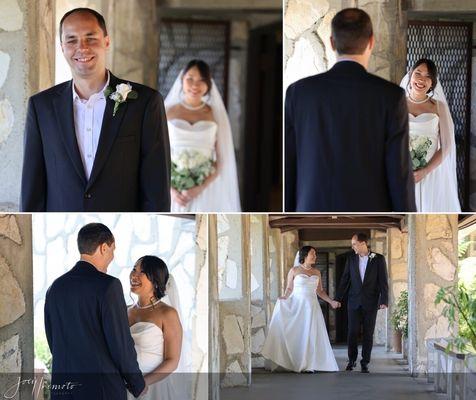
top-left (413, 168), bottom-right (427, 183)
top-left (182, 184), bottom-right (205, 201)
top-left (171, 188), bottom-right (188, 207)
top-left (278, 295), bottom-right (288, 300)
top-left (139, 384), bottom-right (149, 397)
top-left (330, 300), bottom-right (340, 309)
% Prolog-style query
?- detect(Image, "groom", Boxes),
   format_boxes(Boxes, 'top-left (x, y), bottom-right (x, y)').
top-left (44, 223), bottom-right (147, 399)
top-left (285, 8), bottom-right (416, 212)
top-left (336, 233), bottom-right (388, 373)
top-left (21, 8), bottom-right (170, 211)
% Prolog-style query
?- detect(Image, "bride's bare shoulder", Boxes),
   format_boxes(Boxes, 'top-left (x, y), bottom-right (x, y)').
top-left (166, 103), bottom-right (181, 118)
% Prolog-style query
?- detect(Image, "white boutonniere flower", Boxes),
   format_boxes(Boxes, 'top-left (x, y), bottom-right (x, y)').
top-left (104, 83), bottom-right (138, 116)
top-left (369, 252), bottom-right (376, 260)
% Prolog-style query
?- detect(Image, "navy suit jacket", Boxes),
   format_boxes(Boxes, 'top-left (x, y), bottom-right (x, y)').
top-left (285, 61), bottom-right (416, 212)
top-left (336, 252), bottom-right (389, 311)
top-left (21, 72), bottom-right (170, 211)
top-left (44, 261), bottom-right (145, 399)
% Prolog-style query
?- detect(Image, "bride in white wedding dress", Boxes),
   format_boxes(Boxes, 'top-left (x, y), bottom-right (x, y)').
top-left (262, 246), bottom-right (340, 372)
top-left (400, 58), bottom-right (460, 212)
top-left (164, 60), bottom-right (241, 212)
top-left (127, 256), bottom-right (186, 400)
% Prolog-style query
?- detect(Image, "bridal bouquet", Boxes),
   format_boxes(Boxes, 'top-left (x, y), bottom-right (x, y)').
top-left (171, 150), bottom-right (215, 191)
top-left (409, 136), bottom-right (432, 171)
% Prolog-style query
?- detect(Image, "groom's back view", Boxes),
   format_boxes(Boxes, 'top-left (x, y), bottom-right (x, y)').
top-left (44, 223), bottom-right (146, 399)
top-left (285, 8), bottom-right (416, 212)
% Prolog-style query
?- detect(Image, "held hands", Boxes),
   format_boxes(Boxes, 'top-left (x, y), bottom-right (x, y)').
top-left (379, 304), bottom-right (388, 309)
top-left (139, 384), bottom-right (149, 398)
top-left (278, 295), bottom-right (288, 300)
top-left (330, 300), bottom-right (341, 309)
top-left (414, 168), bottom-right (427, 183)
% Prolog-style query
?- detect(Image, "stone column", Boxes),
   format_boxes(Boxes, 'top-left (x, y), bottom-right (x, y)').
top-left (371, 229), bottom-right (388, 346)
top-left (0, 214), bottom-right (33, 398)
top-left (218, 214), bottom-right (251, 387)
top-left (408, 214), bottom-right (459, 376)
top-left (0, 0), bottom-right (54, 210)
top-left (386, 226), bottom-right (408, 351)
top-left (193, 214), bottom-right (208, 400)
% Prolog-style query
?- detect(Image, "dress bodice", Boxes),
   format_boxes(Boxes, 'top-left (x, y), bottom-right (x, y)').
top-left (168, 119), bottom-right (217, 159)
top-left (409, 113), bottom-right (440, 162)
top-left (130, 322), bottom-right (164, 374)
top-left (292, 274), bottom-right (319, 296)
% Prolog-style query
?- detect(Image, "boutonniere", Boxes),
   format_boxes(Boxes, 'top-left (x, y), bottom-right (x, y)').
top-left (104, 83), bottom-right (138, 116)
top-left (369, 253), bottom-right (376, 260)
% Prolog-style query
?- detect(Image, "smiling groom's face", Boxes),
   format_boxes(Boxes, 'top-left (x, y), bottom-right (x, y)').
top-left (61, 11), bottom-right (110, 79)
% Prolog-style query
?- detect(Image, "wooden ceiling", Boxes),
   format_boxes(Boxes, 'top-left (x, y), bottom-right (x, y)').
top-left (268, 214), bottom-right (406, 233)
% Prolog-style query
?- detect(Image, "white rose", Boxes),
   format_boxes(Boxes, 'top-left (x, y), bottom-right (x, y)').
top-left (115, 83), bottom-right (132, 101)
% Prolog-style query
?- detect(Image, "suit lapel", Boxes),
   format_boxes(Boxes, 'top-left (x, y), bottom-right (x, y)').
top-left (53, 81), bottom-right (87, 186)
top-left (87, 73), bottom-right (128, 190)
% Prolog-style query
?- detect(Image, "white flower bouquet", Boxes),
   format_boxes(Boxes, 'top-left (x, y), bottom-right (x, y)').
top-left (171, 150), bottom-right (215, 191)
top-left (409, 136), bottom-right (433, 171)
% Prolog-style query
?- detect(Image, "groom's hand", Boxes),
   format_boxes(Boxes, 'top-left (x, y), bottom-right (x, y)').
top-left (379, 304), bottom-right (388, 309)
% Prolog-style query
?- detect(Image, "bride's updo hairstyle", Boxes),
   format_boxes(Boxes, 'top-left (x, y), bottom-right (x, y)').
top-left (408, 58), bottom-right (438, 96)
top-left (298, 246), bottom-right (316, 264)
top-left (136, 255), bottom-right (169, 300)
top-left (182, 59), bottom-right (212, 95)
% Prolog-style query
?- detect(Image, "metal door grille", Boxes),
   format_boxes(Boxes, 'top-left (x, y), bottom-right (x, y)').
top-left (158, 19), bottom-right (229, 104)
top-left (407, 21), bottom-right (473, 209)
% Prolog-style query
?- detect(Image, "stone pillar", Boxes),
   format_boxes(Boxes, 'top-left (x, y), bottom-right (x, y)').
top-left (218, 214), bottom-right (251, 387)
top-left (408, 214), bottom-right (459, 376)
top-left (386, 226), bottom-right (408, 351)
top-left (284, 0), bottom-right (407, 90)
top-left (370, 229), bottom-right (388, 346)
top-left (282, 229), bottom-right (299, 285)
top-left (0, 0), bottom-right (54, 210)
top-left (208, 214), bottom-right (220, 400)
top-left (193, 214), bottom-right (208, 400)
top-left (0, 214), bottom-right (33, 398)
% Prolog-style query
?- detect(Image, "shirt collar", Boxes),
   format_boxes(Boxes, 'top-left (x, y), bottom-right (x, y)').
top-left (72, 70), bottom-right (110, 102)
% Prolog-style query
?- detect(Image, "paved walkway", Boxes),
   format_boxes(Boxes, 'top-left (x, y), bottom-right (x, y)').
top-left (221, 346), bottom-right (446, 400)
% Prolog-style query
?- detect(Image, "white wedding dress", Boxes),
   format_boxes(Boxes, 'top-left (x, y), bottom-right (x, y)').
top-left (261, 274), bottom-right (339, 372)
top-left (409, 112), bottom-right (460, 212)
top-left (128, 322), bottom-right (186, 400)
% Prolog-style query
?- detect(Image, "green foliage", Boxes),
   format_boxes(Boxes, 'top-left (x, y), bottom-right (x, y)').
top-left (391, 290), bottom-right (408, 338)
top-left (410, 136), bottom-right (432, 171)
top-left (435, 283), bottom-right (476, 353)
top-left (35, 334), bottom-right (52, 399)
top-left (171, 152), bottom-right (215, 191)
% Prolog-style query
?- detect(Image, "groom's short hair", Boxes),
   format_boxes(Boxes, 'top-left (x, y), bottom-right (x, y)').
top-left (60, 8), bottom-right (108, 40)
top-left (77, 223), bottom-right (114, 255)
top-left (353, 232), bottom-right (369, 244)
top-left (331, 8), bottom-right (373, 55)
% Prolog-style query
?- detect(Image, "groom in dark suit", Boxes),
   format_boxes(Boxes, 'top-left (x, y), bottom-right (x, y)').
top-left (285, 8), bottom-right (416, 212)
top-left (336, 232), bottom-right (388, 373)
top-left (44, 223), bottom-right (147, 399)
top-left (21, 8), bottom-right (170, 211)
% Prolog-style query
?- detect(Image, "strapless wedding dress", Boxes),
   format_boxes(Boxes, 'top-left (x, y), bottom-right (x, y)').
top-left (261, 274), bottom-right (339, 372)
top-left (168, 119), bottom-right (224, 212)
top-left (409, 113), bottom-right (460, 212)
top-left (128, 322), bottom-right (187, 400)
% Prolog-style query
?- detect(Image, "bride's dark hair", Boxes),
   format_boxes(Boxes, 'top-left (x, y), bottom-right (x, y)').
top-left (298, 246), bottom-right (316, 264)
top-left (408, 58), bottom-right (438, 96)
top-left (136, 255), bottom-right (169, 300)
top-left (183, 59), bottom-right (212, 95)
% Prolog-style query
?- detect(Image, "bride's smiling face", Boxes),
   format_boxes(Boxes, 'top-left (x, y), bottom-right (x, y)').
top-left (410, 63), bottom-right (433, 96)
top-left (182, 67), bottom-right (209, 102)
top-left (305, 248), bottom-right (317, 264)
top-left (130, 261), bottom-right (154, 295)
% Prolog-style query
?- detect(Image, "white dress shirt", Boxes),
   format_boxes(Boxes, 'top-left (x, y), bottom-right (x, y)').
top-left (72, 72), bottom-right (110, 180)
top-left (358, 253), bottom-right (369, 282)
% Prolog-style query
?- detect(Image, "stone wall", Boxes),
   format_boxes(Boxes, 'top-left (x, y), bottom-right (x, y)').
top-left (0, 214), bottom-right (33, 399)
top-left (471, 55), bottom-right (476, 210)
top-left (407, 214), bottom-right (459, 375)
top-left (284, 0), bottom-right (406, 90)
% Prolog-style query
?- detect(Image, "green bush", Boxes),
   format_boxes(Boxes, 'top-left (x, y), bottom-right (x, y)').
top-left (391, 290), bottom-right (408, 338)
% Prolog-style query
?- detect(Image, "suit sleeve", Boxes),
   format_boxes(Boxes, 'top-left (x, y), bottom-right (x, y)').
top-left (336, 256), bottom-right (351, 303)
top-left (20, 97), bottom-right (47, 211)
top-left (101, 279), bottom-right (145, 397)
top-left (139, 91), bottom-right (171, 212)
top-left (285, 84), bottom-right (297, 211)
top-left (378, 256), bottom-right (389, 306)
top-left (44, 287), bottom-right (53, 351)
top-left (385, 89), bottom-right (416, 211)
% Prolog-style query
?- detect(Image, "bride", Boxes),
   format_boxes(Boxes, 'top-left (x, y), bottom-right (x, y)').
top-left (400, 58), bottom-right (461, 212)
top-left (164, 60), bottom-right (241, 212)
top-left (127, 255), bottom-right (185, 399)
top-left (261, 246), bottom-right (339, 372)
